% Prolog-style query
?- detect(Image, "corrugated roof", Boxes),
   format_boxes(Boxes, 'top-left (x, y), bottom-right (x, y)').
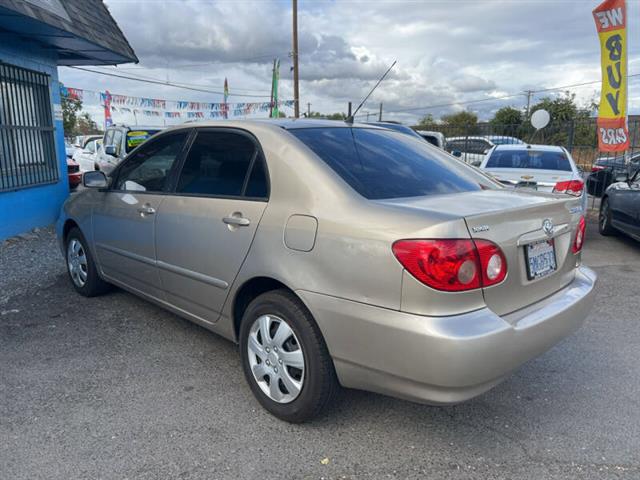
top-left (0, 0), bottom-right (137, 65)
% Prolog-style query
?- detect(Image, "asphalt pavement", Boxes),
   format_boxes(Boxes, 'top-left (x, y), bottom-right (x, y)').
top-left (1, 219), bottom-right (639, 480)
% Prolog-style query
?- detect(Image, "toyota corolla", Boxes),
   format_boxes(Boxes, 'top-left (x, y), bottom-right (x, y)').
top-left (57, 120), bottom-right (596, 422)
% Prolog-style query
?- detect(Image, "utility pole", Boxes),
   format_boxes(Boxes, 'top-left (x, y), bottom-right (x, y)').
top-left (524, 90), bottom-right (533, 119)
top-left (292, 0), bottom-right (300, 118)
top-left (378, 102), bottom-right (383, 121)
top-left (269, 58), bottom-right (276, 118)
top-left (307, 102), bottom-right (311, 117)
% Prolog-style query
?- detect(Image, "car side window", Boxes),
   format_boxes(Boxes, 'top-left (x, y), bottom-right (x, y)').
top-left (114, 132), bottom-right (188, 193)
top-left (103, 130), bottom-right (114, 149)
top-left (112, 130), bottom-right (124, 157)
top-left (86, 141), bottom-right (95, 154)
top-left (175, 130), bottom-right (267, 198)
top-left (469, 140), bottom-right (490, 155)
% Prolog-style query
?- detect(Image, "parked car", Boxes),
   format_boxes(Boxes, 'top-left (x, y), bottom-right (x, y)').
top-left (484, 135), bottom-right (525, 146)
top-left (73, 138), bottom-right (103, 172)
top-left (57, 120), bottom-right (595, 422)
top-left (96, 125), bottom-right (163, 174)
top-left (445, 136), bottom-right (495, 166)
top-left (480, 144), bottom-right (587, 212)
top-left (599, 168), bottom-right (640, 241)
top-left (364, 121), bottom-right (426, 141)
top-left (67, 158), bottom-right (81, 189)
top-left (65, 141), bottom-right (76, 159)
top-left (587, 153), bottom-right (640, 197)
top-left (416, 130), bottom-right (445, 149)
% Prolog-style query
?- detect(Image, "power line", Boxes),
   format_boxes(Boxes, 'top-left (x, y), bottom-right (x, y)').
top-left (356, 73), bottom-right (640, 117)
top-left (68, 66), bottom-right (272, 98)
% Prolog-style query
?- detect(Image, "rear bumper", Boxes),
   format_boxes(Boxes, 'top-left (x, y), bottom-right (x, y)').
top-left (297, 266), bottom-right (597, 405)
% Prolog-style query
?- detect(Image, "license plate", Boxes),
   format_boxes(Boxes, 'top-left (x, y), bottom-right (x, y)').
top-left (525, 239), bottom-right (557, 280)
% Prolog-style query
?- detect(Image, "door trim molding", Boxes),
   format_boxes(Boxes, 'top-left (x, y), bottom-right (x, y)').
top-left (97, 242), bottom-right (229, 290)
top-left (157, 260), bottom-right (229, 290)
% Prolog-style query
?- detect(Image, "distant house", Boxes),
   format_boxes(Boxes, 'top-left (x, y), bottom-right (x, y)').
top-left (0, 0), bottom-right (137, 239)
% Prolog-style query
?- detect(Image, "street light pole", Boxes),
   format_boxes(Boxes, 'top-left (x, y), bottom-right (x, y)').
top-left (292, 0), bottom-right (300, 118)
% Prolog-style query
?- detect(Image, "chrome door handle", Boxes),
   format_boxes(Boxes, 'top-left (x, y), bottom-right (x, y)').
top-left (137, 205), bottom-right (156, 215)
top-left (223, 216), bottom-right (250, 227)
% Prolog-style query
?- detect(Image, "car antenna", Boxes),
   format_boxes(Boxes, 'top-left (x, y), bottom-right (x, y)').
top-left (346, 60), bottom-right (397, 124)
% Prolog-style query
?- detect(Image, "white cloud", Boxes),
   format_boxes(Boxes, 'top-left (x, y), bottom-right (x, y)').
top-left (59, 0), bottom-right (640, 127)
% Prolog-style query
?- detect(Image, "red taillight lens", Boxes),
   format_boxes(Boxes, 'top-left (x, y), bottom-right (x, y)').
top-left (591, 165), bottom-right (605, 172)
top-left (474, 239), bottom-right (508, 287)
top-left (572, 216), bottom-right (586, 254)
top-left (553, 180), bottom-right (584, 196)
top-left (392, 239), bottom-right (507, 292)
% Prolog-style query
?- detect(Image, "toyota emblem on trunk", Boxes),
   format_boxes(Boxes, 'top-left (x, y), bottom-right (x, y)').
top-left (542, 219), bottom-right (554, 236)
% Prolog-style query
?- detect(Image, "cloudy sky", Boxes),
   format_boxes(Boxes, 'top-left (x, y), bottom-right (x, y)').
top-left (59, 0), bottom-right (640, 127)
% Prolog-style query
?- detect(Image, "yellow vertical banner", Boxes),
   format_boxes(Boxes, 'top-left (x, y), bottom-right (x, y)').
top-left (593, 0), bottom-right (629, 152)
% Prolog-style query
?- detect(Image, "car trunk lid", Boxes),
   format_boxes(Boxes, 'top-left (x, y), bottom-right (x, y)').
top-left (485, 168), bottom-right (575, 193)
top-left (379, 189), bottom-right (582, 317)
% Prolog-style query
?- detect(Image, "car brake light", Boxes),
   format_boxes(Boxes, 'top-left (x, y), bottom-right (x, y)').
top-left (392, 239), bottom-right (507, 292)
top-left (474, 239), bottom-right (508, 287)
top-left (591, 165), bottom-right (605, 172)
top-left (553, 179), bottom-right (584, 196)
top-left (572, 216), bottom-right (586, 254)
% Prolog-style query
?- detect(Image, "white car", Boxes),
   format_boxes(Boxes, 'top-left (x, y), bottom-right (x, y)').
top-left (480, 144), bottom-right (587, 211)
top-left (416, 130), bottom-right (445, 149)
top-left (446, 136), bottom-right (496, 166)
top-left (72, 138), bottom-right (103, 172)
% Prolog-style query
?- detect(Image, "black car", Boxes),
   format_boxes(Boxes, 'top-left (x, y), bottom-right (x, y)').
top-left (599, 169), bottom-right (640, 241)
top-left (587, 153), bottom-right (640, 197)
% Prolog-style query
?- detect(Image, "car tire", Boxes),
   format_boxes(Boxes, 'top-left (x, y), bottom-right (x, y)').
top-left (239, 289), bottom-right (339, 423)
top-left (599, 197), bottom-right (616, 236)
top-left (65, 227), bottom-right (111, 297)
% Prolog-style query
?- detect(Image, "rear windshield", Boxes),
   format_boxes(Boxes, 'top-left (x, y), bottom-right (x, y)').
top-left (290, 127), bottom-right (497, 200)
top-left (486, 149), bottom-right (572, 171)
top-left (126, 130), bottom-right (161, 153)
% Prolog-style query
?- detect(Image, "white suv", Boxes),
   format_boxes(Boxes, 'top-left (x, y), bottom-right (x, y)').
top-left (96, 125), bottom-right (163, 174)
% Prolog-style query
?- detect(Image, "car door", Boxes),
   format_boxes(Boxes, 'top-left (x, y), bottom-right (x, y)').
top-left (612, 171), bottom-right (640, 237)
top-left (76, 140), bottom-right (96, 172)
top-left (92, 130), bottom-right (190, 299)
top-left (154, 128), bottom-right (269, 323)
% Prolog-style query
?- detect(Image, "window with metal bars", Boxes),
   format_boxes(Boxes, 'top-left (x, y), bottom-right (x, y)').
top-left (0, 63), bottom-right (59, 191)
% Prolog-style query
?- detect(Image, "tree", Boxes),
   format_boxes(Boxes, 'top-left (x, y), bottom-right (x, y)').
top-left (527, 92), bottom-right (596, 147)
top-left (306, 111), bottom-right (346, 120)
top-left (441, 110), bottom-right (478, 135)
top-left (490, 106), bottom-right (523, 127)
top-left (417, 113), bottom-right (436, 128)
top-left (75, 112), bottom-right (101, 136)
top-left (61, 95), bottom-right (82, 136)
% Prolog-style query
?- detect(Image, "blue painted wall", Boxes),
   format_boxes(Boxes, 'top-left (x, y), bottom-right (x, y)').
top-left (0, 33), bottom-right (69, 240)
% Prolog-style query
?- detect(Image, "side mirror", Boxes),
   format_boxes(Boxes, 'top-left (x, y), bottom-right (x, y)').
top-left (452, 150), bottom-right (462, 158)
top-left (83, 170), bottom-right (109, 189)
top-left (471, 160), bottom-right (482, 167)
top-left (104, 145), bottom-right (117, 156)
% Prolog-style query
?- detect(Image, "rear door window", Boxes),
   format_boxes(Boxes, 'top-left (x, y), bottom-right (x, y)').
top-left (290, 127), bottom-right (496, 200)
top-left (175, 130), bottom-right (268, 198)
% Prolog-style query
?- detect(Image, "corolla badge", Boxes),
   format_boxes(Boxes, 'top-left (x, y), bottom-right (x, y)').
top-left (542, 218), bottom-right (554, 236)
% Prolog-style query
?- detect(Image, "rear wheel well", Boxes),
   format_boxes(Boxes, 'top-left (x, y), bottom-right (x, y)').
top-left (232, 277), bottom-right (293, 341)
top-left (63, 219), bottom-right (80, 242)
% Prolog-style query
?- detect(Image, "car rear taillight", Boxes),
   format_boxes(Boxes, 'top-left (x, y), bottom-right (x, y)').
top-left (474, 239), bottom-right (508, 287)
top-left (572, 216), bottom-right (586, 254)
top-left (591, 165), bottom-right (605, 172)
top-left (553, 180), bottom-right (584, 196)
top-left (392, 239), bottom-right (507, 292)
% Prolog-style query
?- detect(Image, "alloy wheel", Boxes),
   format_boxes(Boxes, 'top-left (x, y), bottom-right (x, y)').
top-left (247, 314), bottom-right (305, 403)
top-left (67, 238), bottom-right (88, 288)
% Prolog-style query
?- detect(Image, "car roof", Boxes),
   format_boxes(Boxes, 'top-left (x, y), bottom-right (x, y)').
top-left (160, 118), bottom-right (388, 133)
top-left (493, 144), bottom-right (566, 152)
top-left (109, 124), bottom-right (166, 131)
top-left (446, 136), bottom-right (493, 141)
